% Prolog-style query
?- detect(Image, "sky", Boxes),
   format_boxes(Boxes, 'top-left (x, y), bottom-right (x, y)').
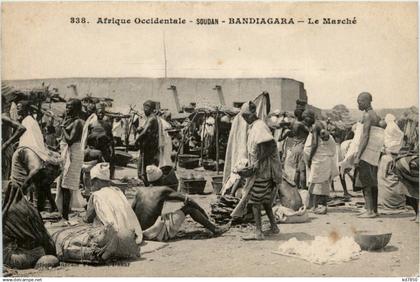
top-left (2, 1), bottom-right (418, 109)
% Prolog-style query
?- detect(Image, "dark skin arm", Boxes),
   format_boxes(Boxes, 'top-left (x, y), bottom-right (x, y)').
top-left (249, 140), bottom-right (277, 173)
top-left (2, 116), bottom-right (26, 151)
top-left (83, 198), bottom-right (96, 223)
top-left (20, 150), bottom-right (43, 195)
top-left (166, 190), bottom-right (209, 218)
top-left (355, 112), bottom-right (372, 167)
top-left (278, 128), bottom-right (292, 142)
top-left (308, 123), bottom-right (322, 168)
top-left (135, 117), bottom-right (155, 146)
top-left (62, 119), bottom-right (83, 146)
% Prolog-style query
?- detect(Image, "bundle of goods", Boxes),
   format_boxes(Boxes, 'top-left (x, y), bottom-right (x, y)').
top-left (178, 154), bottom-right (200, 169)
top-left (210, 195), bottom-right (240, 225)
top-left (114, 150), bottom-right (133, 167)
top-left (2, 183), bottom-right (56, 269)
top-left (3, 243), bottom-right (46, 269)
top-left (52, 223), bottom-right (140, 264)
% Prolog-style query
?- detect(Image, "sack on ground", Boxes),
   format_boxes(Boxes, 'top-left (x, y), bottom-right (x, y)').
top-left (52, 223), bottom-right (140, 264)
top-left (274, 205), bottom-right (309, 223)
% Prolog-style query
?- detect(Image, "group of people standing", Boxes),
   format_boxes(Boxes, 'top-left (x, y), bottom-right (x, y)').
top-left (276, 92), bottom-right (418, 220)
top-left (2, 96), bottom-right (176, 221)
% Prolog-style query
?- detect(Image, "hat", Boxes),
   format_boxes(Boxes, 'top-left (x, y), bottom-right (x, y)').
top-left (146, 165), bottom-right (163, 182)
top-left (91, 162), bottom-right (110, 181)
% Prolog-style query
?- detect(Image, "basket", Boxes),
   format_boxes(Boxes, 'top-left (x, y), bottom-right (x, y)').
top-left (212, 175), bottom-right (223, 182)
top-left (114, 150), bottom-right (133, 167)
top-left (354, 231), bottom-right (392, 251)
top-left (180, 178), bottom-right (207, 194)
top-left (178, 154), bottom-right (200, 169)
top-left (202, 160), bottom-right (225, 171)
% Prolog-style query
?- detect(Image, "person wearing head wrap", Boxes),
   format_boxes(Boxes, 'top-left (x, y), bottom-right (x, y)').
top-left (377, 114), bottom-right (406, 209)
top-left (135, 100), bottom-right (160, 186)
top-left (302, 109), bottom-right (338, 214)
top-left (234, 101), bottom-right (282, 240)
top-left (83, 162), bottom-right (144, 245)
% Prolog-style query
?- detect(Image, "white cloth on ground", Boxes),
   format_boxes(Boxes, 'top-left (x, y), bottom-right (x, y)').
top-left (88, 186), bottom-right (143, 244)
top-left (275, 236), bottom-right (361, 265)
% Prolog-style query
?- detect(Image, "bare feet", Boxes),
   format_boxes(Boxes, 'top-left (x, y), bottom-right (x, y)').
top-left (213, 224), bottom-right (230, 236)
top-left (242, 231), bottom-right (265, 241)
top-left (314, 206), bottom-right (327, 215)
top-left (264, 225), bottom-right (280, 236)
top-left (270, 224), bottom-right (280, 234)
top-left (357, 211), bottom-right (377, 218)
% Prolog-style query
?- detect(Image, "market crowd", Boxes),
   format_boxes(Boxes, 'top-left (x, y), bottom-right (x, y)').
top-left (1, 88), bottom-right (418, 270)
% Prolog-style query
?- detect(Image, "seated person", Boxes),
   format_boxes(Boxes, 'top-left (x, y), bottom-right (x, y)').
top-left (132, 185), bottom-right (228, 242)
top-left (83, 162), bottom-right (143, 244)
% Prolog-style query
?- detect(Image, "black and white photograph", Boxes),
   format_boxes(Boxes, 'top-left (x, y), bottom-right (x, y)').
top-left (1, 1), bottom-right (419, 278)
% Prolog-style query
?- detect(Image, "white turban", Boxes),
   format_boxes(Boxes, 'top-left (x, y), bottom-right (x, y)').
top-left (146, 165), bottom-right (163, 182)
top-left (91, 162), bottom-right (110, 181)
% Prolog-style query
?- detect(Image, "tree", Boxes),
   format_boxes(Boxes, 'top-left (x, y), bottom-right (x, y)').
top-left (331, 104), bottom-right (353, 124)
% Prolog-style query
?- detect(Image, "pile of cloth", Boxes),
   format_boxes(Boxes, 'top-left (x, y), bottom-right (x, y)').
top-left (210, 195), bottom-right (240, 225)
top-left (274, 236), bottom-right (361, 265)
top-left (2, 183), bottom-right (57, 269)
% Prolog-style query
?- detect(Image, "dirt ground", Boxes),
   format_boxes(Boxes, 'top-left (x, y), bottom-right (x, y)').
top-left (16, 165), bottom-right (420, 277)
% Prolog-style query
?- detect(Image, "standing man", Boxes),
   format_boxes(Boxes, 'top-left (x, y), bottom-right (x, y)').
top-left (135, 100), bottom-right (159, 186)
top-left (354, 92), bottom-right (383, 218)
top-left (233, 101), bottom-right (281, 241)
top-left (87, 103), bottom-right (115, 179)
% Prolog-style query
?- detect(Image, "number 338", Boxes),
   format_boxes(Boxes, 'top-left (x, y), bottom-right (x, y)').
top-left (70, 17), bottom-right (87, 24)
